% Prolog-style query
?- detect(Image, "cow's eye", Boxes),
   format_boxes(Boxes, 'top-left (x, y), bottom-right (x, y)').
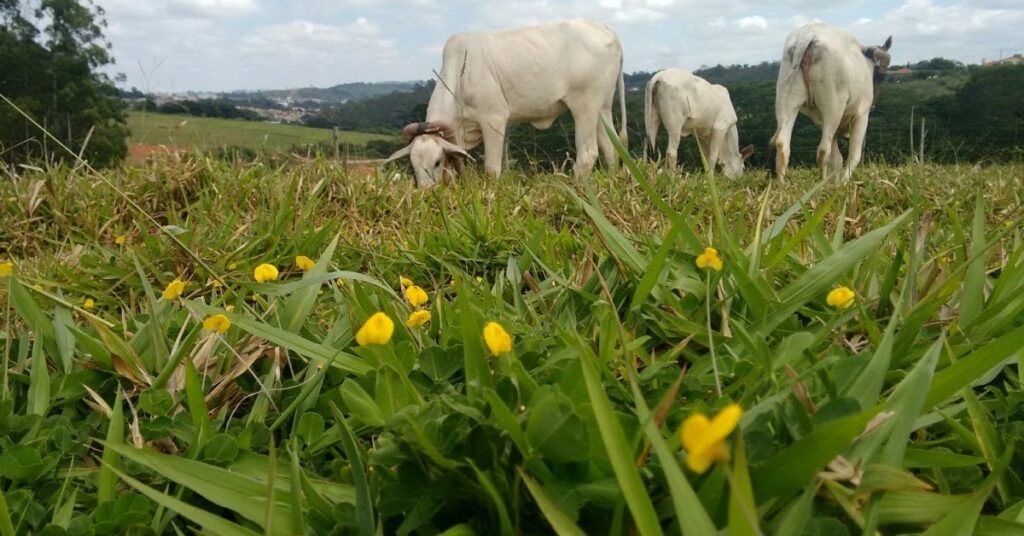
top-left (435, 159), bottom-right (442, 167)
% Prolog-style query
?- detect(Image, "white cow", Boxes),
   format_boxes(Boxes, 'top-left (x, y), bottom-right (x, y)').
top-left (770, 23), bottom-right (892, 181)
top-left (644, 68), bottom-right (753, 177)
top-left (385, 20), bottom-right (627, 188)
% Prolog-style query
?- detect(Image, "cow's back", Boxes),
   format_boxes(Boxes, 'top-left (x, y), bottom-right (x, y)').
top-left (653, 69), bottom-right (733, 131)
top-left (780, 23), bottom-right (872, 117)
top-left (438, 20), bottom-right (622, 120)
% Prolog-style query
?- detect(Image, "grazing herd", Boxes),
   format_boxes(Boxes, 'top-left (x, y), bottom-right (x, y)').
top-left (386, 19), bottom-right (893, 188)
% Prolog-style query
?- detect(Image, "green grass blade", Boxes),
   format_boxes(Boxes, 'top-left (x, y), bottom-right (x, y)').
top-left (576, 341), bottom-right (662, 536)
top-left (960, 195), bottom-right (986, 327)
top-left (110, 466), bottom-right (261, 536)
top-left (281, 234), bottom-right (339, 333)
top-left (330, 403), bottom-right (375, 536)
top-left (518, 470), bottom-right (588, 536)
top-left (96, 388), bottom-right (124, 503)
top-left (628, 374), bottom-right (716, 535)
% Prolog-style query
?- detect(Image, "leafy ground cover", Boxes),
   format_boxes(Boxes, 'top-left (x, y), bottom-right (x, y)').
top-left (1, 152), bottom-right (1023, 535)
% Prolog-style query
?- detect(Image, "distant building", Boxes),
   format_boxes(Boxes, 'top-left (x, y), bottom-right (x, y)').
top-left (983, 54), bottom-right (1024, 67)
top-left (890, 65), bottom-right (913, 76)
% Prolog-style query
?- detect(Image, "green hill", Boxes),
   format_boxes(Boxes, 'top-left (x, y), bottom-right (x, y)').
top-left (127, 112), bottom-right (396, 153)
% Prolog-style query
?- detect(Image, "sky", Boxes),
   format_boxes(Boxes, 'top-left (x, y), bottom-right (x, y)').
top-left (98, 0), bottom-right (1024, 92)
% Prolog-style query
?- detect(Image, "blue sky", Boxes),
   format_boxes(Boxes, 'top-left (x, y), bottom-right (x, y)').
top-left (100, 0), bottom-right (1024, 92)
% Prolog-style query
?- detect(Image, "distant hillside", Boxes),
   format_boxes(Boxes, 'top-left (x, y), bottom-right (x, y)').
top-left (226, 81), bottom-right (422, 105)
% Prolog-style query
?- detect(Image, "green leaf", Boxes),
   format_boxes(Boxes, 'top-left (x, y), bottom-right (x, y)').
top-left (280, 234), bottom-right (339, 333)
top-left (518, 470), bottom-right (587, 536)
top-left (525, 389), bottom-right (590, 463)
top-left (189, 301), bottom-right (371, 375)
top-left (628, 374), bottom-right (716, 535)
top-left (960, 195), bottom-right (986, 327)
top-left (110, 467), bottom-right (260, 536)
top-left (925, 323), bottom-right (1024, 411)
top-left (753, 407), bottom-right (879, 501)
top-left (575, 341), bottom-right (662, 536)
top-left (340, 380), bottom-right (386, 427)
top-left (762, 210), bottom-right (911, 333)
top-left (0, 489), bottom-right (14, 536)
top-left (202, 434), bottom-right (241, 465)
top-left (97, 388), bottom-right (124, 503)
top-left (103, 443), bottom-right (294, 535)
top-left (330, 403), bottom-right (375, 536)
top-left (728, 436), bottom-right (760, 536)
top-left (27, 339), bottom-right (50, 417)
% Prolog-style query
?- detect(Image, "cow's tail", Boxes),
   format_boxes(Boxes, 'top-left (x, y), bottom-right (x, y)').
top-left (798, 39), bottom-right (816, 108)
top-left (617, 56), bottom-right (628, 147)
top-left (644, 75), bottom-right (660, 157)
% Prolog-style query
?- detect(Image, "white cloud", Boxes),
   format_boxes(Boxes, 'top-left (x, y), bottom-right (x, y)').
top-left (736, 15), bottom-right (768, 30)
top-left (167, 0), bottom-right (260, 18)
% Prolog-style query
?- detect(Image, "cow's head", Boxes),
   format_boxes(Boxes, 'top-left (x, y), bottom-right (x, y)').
top-left (722, 144), bottom-right (755, 178)
top-left (385, 122), bottom-right (472, 188)
top-left (719, 124), bottom-right (755, 178)
top-left (863, 36), bottom-right (893, 104)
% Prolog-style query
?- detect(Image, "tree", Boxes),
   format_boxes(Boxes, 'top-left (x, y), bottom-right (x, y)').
top-left (0, 0), bottom-right (127, 167)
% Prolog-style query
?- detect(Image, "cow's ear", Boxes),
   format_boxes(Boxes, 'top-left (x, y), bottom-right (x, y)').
top-left (439, 139), bottom-right (475, 162)
top-left (740, 144), bottom-right (755, 160)
top-left (384, 144), bottom-right (412, 164)
top-left (882, 36), bottom-right (892, 51)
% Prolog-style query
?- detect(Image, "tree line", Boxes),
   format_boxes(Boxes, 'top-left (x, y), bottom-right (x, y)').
top-left (312, 60), bottom-right (1023, 166)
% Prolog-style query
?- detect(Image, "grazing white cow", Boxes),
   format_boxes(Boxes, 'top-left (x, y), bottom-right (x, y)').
top-left (385, 20), bottom-right (628, 188)
top-left (770, 23), bottom-right (892, 181)
top-left (644, 68), bottom-right (754, 177)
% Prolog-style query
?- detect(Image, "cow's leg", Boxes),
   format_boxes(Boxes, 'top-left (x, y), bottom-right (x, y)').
top-left (844, 114), bottom-right (870, 181)
top-left (665, 127), bottom-right (682, 169)
top-left (570, 106), bottom-right (600, 177)
top-left (771, 110), bottom-right (798, 182)
top-left (481, 117), bottom-right (508, 177)
top-left (816, 108), bottom-right (843, 181)
top-left (597, 107), bottom-right (618, 170)
top-left (829, 138), bottom-right (844, 175)
top-left (707, 130), bottom-right (724, 175)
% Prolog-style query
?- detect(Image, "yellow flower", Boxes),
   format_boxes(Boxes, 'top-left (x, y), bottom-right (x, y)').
top-left (208, 277), bottom-right (223, 289)
top-left (162, 279), bottom-right (186, 300)
top-left (253, 263), bottom-right (279, 283)
top-left (407, 310), bottom-right (431, 328)
top-left (356, 312), bottom-right (394, 346)
top-left (399, 275), bottom-right (414, 288)
top-left (695, 247), bottom-right (723, 271)
top-left (225, 305), bottom-right (235, 312)
top-left (228, 262), bottom-right (237, 270)
top-left (0, 262), bottom-right (12, 278)
top-left (203, 314), bottom-right (231, 334)
top-left (475, 276), bottom-right (484, 283)
top-left (827, 286), bottom-right (856, 309)
top-left (680, 404), bottom-right (743, 474)
top-left (83, 298), bottom-right (95, 310)
top-left (483, 321), bottom-right (512, 357)
top-left (295, 255), bottom-right (315, 271)
top-left (114, 234), bottom-right (127, 246)
top-left (405, 285), bottom-right (429, 307)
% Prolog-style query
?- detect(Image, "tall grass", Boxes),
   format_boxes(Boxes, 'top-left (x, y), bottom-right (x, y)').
top-left (1, 153), bottom-right (1023, 535)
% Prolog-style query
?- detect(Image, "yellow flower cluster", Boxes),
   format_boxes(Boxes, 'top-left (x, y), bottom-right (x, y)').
top-left (827, 286), bottom-right (856, 309)
top-left (203, 314), bottom-right (231, 334)
top-left (162, 279), bottom-right (186, 300)
top-left (483, 321), bottom-right (512, 357)
top-left (356, 312), bottom-right (394, 345)
top-left (401, 275), bottom-right (432, 328)
top-left (295, 255), bottom-right (315, 272)
top-left (681, 404), bottom-right (742, 473)
top-left (253, 264), bottom-right (279, 283)
top-left (695, 247), bottom-right (723, 271)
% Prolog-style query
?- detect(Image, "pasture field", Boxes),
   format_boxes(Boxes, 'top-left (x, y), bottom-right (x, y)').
top-left (126, 112), bottom-right (395, 153)
top-left (2, 152), bottom-right (1024, 535)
